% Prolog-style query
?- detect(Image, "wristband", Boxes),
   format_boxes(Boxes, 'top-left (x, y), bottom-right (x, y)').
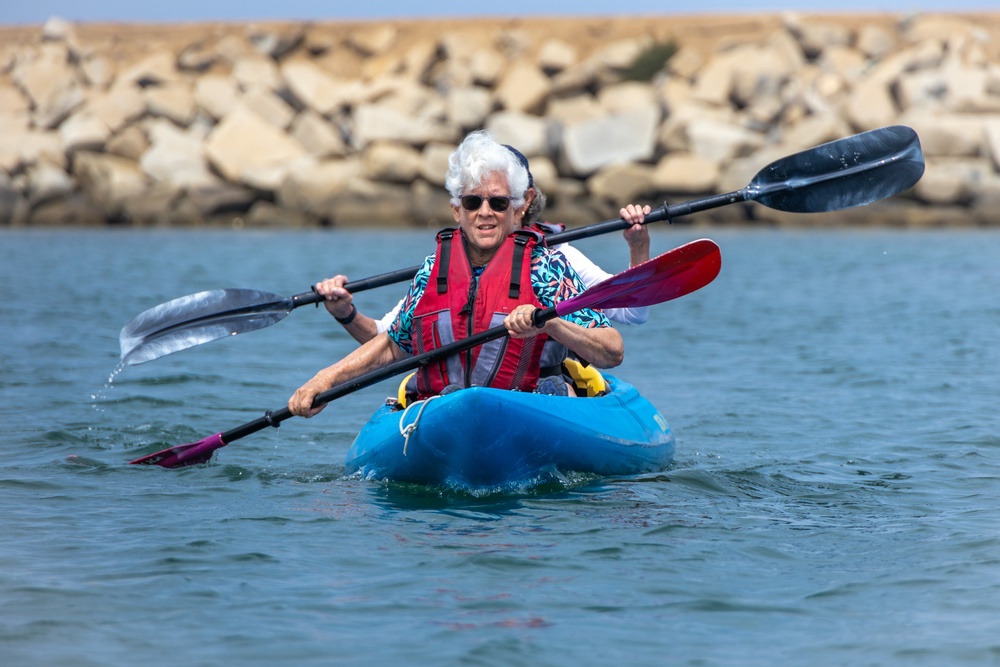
top-left (334, 304), bottom-right (357, 325)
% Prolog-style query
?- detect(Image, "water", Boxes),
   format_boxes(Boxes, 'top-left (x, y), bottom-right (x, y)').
top-left (2, 227), bottom-right (999, 666)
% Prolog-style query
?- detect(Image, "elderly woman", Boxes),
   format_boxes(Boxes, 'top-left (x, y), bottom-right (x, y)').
top-left (315, 159), bottom-right (652, 345)
top-left (288, 130), bottom-right (623, 418)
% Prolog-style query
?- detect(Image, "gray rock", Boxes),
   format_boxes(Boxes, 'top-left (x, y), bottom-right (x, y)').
top-left (204, 105), bottom-right (309, 189)
top-left (562, 105), bottom-right (660, 176)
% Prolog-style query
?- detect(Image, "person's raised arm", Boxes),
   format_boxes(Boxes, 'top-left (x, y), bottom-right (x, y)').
top-left (621, 203), bottom-right (651, 268)
top-left (314, 275), bottom-right (380, 344)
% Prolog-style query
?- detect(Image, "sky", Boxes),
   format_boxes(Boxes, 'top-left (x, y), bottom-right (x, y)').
top-left (1, 0), bottom-right (997, 26)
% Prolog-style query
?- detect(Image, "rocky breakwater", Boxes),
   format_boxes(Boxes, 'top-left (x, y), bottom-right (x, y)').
top-left (2, 12), bottom-right (1000, 228)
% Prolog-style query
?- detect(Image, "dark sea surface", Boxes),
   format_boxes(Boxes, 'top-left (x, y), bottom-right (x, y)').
top-left (2, 227), bottom-right (999, 666)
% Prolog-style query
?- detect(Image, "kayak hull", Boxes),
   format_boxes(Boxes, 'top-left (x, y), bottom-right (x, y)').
top-left (345, 375), bottom-right (674, 489)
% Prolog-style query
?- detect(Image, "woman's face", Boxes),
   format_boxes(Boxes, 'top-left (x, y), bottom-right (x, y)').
top-left (451, 171), bottom-right (526, 263)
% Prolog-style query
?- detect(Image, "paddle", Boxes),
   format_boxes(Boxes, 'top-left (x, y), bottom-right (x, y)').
top-left (118, 124), bottom-right (924, 367)
top-left (128, 238), bottom-right (722, 468)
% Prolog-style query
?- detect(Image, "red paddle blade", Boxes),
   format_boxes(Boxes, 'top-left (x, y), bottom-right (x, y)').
top-left (129, 433), bottom-right (227, 468)
top-left (557, 238), bottom-right (721, 316)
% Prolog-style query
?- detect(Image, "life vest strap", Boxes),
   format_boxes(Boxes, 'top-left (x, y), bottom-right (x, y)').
top-left (509, 234), bottom-right (530, 299)
top-left (436, 229), bottom-right (456, 294)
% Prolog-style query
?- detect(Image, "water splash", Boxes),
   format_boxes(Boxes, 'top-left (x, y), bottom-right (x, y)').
top-left (90, 360), bottom-right (127, 414)
top-left (107, 359), bottom-right (126, 384)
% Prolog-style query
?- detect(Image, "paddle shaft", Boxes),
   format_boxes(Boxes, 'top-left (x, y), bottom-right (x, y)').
top-left (219, 307), bottom-right (561, 443)
top-left (301, 195), bottom-right (727, 305)
top-left (139, 192), bottom-right (733, 318)
top-left (326, 125), bottom-right (921, 299)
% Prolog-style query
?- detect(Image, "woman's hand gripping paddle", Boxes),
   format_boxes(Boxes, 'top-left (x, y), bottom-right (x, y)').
top-left (128, 238), bottom-right (722, 468)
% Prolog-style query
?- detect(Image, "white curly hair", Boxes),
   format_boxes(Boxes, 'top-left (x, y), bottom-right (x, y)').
top-left (444, 130), bottom-right (530, 209)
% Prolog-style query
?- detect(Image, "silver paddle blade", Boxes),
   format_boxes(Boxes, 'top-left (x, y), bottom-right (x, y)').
top-left (119, 289), bottom-right (294, 366)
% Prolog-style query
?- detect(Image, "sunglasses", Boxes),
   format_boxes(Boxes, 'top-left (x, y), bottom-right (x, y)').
top-left (460, 195), bottom-right (512, 212)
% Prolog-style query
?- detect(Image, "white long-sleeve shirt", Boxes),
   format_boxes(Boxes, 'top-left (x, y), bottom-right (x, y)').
top-left (374, 242), bottom-right (649, 333)
top-left (550, 243), bottom-right (650, 325)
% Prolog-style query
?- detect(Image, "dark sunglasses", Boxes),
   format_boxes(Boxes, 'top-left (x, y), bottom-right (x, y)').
top-left (460, 195), bottom-right (512, 212)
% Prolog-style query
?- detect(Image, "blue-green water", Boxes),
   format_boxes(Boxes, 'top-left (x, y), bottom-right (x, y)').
top-left (2, 227), bottom-right (999, 666)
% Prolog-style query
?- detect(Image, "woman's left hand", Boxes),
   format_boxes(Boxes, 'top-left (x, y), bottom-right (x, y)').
top-left (288, 374), bottom-right (333, 418)
top-left (621, 204), bottom-right (651, 249)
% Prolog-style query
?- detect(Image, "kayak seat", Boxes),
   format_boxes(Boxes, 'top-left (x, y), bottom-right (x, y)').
top-left (562, 358), bottom-right (609, 398)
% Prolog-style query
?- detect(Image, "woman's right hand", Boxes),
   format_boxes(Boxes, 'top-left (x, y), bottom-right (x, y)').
top-left (315, 275), bottom-right (354, 320)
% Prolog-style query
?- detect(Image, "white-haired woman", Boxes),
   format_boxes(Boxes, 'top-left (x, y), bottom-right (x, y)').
top-left (315, 142), bottom-right (652, 344)
top-left (289, 130), bottom-right (624, 416)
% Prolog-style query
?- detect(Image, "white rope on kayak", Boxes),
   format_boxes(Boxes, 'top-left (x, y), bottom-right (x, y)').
top-left (398, 395), bottom-right (442, 456)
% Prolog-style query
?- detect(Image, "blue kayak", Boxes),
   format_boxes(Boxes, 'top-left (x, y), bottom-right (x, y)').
top-left (344, 375), bottom-right (674, 490)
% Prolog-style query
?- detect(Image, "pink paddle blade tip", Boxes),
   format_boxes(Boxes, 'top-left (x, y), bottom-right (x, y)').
top-left (128, 433), bottom-right (227, 468)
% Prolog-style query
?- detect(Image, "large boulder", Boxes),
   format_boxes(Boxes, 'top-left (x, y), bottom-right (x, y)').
top-left (82, 85), bottom-right (146, 134)
top-left (686, 117), bottom-right (766, 163)
top-left (652, 153), bottom-right (720, 194)
top-left (140, 119), bottom-right (219, 190)
top-left (205, 105), bottom-right (309, 190)
top-left (11, 44), bottom-right (85, 129)
top-left (561, 104), bottom-right (661, 176)
top-left (289, 110), bottom-right (349, 158)
top-left (117, 51), bottom-right (179, 87)
top-left (277, 156), bottom-right (360, 219)
top-left (0, 130), bottom-right (64, 173)
top-left (587, 162), bottom-right (657, 203)
top-left (361, 141), bottom-right (423, 183)
top-left (281, 59), bottom-right (358, 114)
top-left (484, 111), bottom-right (550, 158)
top-left (58, 111), bottom-right (110, 153)
top-left (419, 142), bottom-right (455, 187)
top-left (445, 86), bottom-right (495, 130)
top-left (0, 174), bottom-right (30, 226)
top-left (72, 151), bottom-right (148, 218)
top-left (352, 102), bottom-right (459, 149)
top-left (144, 82), bottom-right (196, 126)
top-left (194, 75), bottom-right (241, 120)
top-left (25, 161), bottom-right (75, 206)
top-left (494, 61), bottom-right (550, 114)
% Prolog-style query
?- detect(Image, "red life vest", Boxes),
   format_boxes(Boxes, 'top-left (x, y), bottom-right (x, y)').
top-left (409, 228), bottom-right (548, 397)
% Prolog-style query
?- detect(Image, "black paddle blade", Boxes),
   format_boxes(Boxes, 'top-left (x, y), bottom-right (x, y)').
top-left (119, 289), bottom-right (293, 366)
top-left (748, 125), bottom-right (925, 213)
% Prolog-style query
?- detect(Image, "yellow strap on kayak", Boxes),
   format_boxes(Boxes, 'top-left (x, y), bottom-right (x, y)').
top-left (562, 358), bottom-right (608, 398)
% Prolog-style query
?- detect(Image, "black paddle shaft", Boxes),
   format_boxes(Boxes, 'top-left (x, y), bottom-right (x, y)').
top-left (329, 202), bottom-right (686, 299)
top-left (332, 126), bottom-right (922, 299)
top-left (218, 307), bottom-right (560, 443)
top-left (144, 125), bottom-right (922, 322)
